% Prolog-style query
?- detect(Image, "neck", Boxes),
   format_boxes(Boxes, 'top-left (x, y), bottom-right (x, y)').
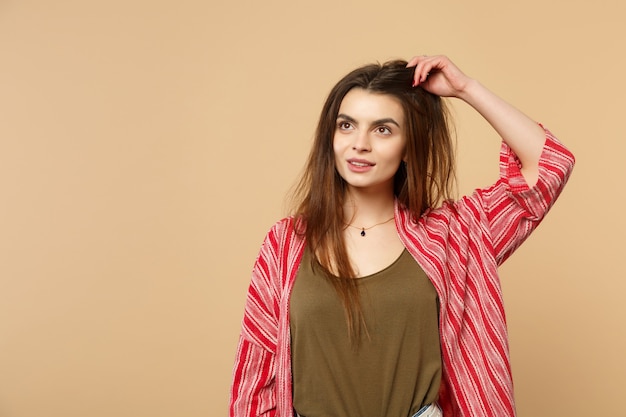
top-left (343, 187), bottom-right (396, 226)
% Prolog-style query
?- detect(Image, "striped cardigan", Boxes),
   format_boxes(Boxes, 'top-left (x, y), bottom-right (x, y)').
top-left (230, 129), bottom-right (575, 417)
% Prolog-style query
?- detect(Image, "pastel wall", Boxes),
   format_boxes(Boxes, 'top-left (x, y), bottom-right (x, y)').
top-left (1, 1), bottom-right (624, 416)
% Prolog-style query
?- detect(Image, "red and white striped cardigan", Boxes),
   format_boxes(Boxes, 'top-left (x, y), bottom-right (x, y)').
top-left (230, 129), bottom-right (575, 417)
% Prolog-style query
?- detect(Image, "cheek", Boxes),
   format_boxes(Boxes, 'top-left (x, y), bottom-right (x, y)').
top-left (384, 143), bottom-right (406, 163)
top-left (332, 134), bottom-right (347, 155)
top-left (397, 141), bottom-right (408, 163)
top-left (332, 137), bottom-right (343, 168)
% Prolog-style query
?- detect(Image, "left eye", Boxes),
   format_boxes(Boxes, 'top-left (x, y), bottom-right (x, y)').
top-left (376, 126), bottom-right (391, 135)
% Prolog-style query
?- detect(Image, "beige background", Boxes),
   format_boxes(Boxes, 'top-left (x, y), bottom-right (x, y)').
top-left (1, 0), bottom-right (624, 416)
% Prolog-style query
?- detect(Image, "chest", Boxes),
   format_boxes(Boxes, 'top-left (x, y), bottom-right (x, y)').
top-left (344, 221), bottom-right (406, 277)
top-left (290, 248), bottom-right (439, 336)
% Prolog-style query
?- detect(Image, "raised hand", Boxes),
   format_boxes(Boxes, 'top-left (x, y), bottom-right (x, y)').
top-left (406, 55), bottom-right (472, 98)
top-left (407, 54), bottom-right (546, 186)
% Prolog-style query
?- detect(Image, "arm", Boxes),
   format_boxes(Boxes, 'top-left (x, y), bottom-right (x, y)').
top-left (407, 55), bottom-right (545, 186)
top-left (229, 229), bottom-right (282, 417)
top-left (230, 337), bottom-right (277, 417)
top-left (479, 128), bottom-right (575, 264)
top-left (229, 218), bottom-right (304, 417)
top-left (407, 55), bottom-right (574, 262)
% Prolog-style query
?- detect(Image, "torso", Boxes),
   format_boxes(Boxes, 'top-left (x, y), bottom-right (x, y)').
top-left (290, 246), bottom-right (442, 417)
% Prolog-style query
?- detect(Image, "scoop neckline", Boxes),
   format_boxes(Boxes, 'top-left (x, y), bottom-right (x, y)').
top-left (354, 247), bottom-right (408, 280)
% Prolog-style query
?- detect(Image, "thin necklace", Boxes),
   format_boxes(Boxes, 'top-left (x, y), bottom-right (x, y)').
top-left (345, 216), bottom-right (395, 237)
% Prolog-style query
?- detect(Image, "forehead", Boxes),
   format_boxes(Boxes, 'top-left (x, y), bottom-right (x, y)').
top-left (338, 88), bottom-right (405, 122)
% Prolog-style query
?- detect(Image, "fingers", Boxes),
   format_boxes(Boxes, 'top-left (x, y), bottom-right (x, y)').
top-left (407, 55), bottom-right (445, 87)
top-left (406, 55), bottom-right (426, 68)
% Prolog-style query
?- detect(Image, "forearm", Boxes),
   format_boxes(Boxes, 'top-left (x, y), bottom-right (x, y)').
top-left (458, 79), bottom-right (546, 186)
top-left (230, 336), bottom-right (277, 417)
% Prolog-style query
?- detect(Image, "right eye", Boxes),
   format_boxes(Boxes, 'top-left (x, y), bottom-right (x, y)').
top-left (337, 121), bottom-right (353, 130)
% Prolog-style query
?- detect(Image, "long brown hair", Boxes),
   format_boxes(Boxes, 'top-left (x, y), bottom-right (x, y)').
top-left (290, 60), bottom-right (456, 340)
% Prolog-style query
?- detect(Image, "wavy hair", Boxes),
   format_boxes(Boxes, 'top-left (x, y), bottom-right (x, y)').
top-left (290, 60), bottom-right (456, 340)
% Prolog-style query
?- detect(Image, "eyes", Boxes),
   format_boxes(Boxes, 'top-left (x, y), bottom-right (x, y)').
top-left (376, 126), bottom-right (392, 135)
top-left (336, 120), bottom-right (393, 136)
top-left (337, 121), bottom-right (353, 130)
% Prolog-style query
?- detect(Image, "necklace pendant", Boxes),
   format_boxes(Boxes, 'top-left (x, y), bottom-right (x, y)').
top-left (360, 228), bottom-right (366, 237)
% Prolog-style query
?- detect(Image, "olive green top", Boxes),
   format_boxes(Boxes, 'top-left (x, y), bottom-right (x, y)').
top-left (290, 248), bottom-right (441, 417)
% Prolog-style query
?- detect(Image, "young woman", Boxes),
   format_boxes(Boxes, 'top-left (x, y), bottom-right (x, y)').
top-left (229, 55), bottom-right (575, 417)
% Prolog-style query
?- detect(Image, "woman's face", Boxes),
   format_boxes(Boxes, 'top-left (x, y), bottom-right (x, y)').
top-left (333, 88), bottom-right (406, 194)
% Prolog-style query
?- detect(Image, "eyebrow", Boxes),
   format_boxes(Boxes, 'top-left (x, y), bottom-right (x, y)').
top-left (336, 113), bottom-right (401, 128)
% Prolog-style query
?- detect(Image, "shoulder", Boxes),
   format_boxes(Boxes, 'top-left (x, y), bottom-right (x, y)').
top-left (396, 197), bottom-right (494, 256)
top-left (255, 216), bottom-right (306, 269)
top-left (264, 216), bottom-right (305, 243)
top-left (397, 198), bottom-right (482, 227)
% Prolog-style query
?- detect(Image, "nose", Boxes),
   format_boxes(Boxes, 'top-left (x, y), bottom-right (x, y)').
top-left (352, 131), bottom-right (371, 152)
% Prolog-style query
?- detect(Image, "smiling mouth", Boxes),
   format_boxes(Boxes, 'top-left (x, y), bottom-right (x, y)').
top-left (349, 160), bottom-right (374, 167)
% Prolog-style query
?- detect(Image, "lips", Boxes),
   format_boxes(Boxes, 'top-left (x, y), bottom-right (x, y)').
top-left (346, 158), bottom-right (375, 173)
top-left (348, 158), bottom-right (375, 167)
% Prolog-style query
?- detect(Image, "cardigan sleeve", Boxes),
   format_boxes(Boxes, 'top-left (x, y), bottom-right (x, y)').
top-left (230, 336), bottom-right (277, 417)
top-left (229, 226), bottom-right (283, 417)
top-left (229, 218), bottom-right (304, 417)
top-left (475, 127), bottom-right (575, 265)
